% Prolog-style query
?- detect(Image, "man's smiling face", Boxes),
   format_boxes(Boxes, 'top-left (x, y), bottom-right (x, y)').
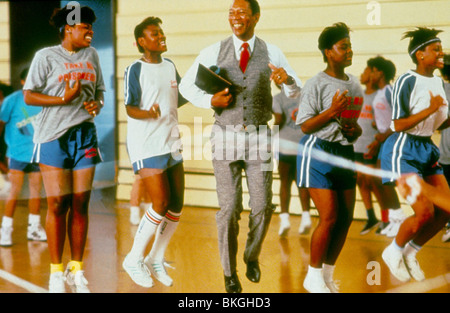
top-left (228, 0), bottom-right (260, 41)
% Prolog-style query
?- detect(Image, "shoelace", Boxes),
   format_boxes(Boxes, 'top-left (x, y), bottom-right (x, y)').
top-left (133, 261), bottom-right (150, 275)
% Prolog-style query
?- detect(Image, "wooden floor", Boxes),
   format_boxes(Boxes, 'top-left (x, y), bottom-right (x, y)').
top-left (0, 187), bottom-right (449, 294)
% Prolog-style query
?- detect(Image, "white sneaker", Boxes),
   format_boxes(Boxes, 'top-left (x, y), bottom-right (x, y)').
top-left (382, 245), bottom-right (410, 282)
top-left (65, 269), bottom-right (91, 293)
top-left (384, 221), bottom-right (401, 238)
top-left (129, 207), bottom-right (141, 225)
top-left (380, 222), bottom-right (392, 236)
top-left (278, 213), bottom-right (290, 237)
top-left (0, 226), bottom-right (13, 247)
top-left (325, 280), bottom-right (340, 293)
top-left (404, 254), bottom-right (425, 281)
top-left (144, 256), bottom-right (173, 287)
top-left (299, 213), bottom-right (311, 235)
top-left (303, 269), bottom-right (331, 293)
top-left (27, 223), bottom-right (47, 242)
top-left (122, 254), bottom-right (154, 288)
top-left (48, 272), bottom-right (66, 293)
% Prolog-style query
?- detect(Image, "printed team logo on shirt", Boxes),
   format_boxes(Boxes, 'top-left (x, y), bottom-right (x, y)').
top-left (337, 96), bottom-right (364, 119)
top-left (85, 148), bottom-right (98, 159)
top-left (375, 102), bottom-right (387, 110)
top-left (359, 104), bottom-right (374, 119)
top-left (58, 62), bottom-right (97, 83)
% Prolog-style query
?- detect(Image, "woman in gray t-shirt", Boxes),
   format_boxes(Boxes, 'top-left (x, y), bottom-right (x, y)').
top-left (296, 23), bottom-right (363, 293)
top-left (23, 5), bottom-right (105, 293)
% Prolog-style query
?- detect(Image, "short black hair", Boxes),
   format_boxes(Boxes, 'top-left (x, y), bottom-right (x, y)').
top-left (134, 17), bottom-right (163, 53)
top-left (244, 0), bottom-right (261, 15)
top-left (50, 5), bottom-right (96, 39)
top-left (367, 56), bottom-right (396, 83)
top-left (440, 54), bottom-right (450, 81)
top-left (318, 22), bottom-right (351, 62)
top-left (402, 27), bottom-right (443, 64)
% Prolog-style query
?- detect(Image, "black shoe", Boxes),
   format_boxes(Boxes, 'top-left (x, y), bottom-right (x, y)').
top-left (246, 261), bottom-right (261, 283)
top-left (360, 219), bottom-right (379, 235)
top-left (224, 272), bottom-right (242, 293)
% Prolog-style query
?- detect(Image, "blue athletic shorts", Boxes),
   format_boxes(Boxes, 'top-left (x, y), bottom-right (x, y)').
top-left (297, 135), bottom-right (356, 190)
top-left (9, 158), bottom-right (40, 173)
top-left (132, 152), bottom-right (183, 174)
top-left (32, 122), bottom-right (102, 170)
top-left (380, 132), bottom-right (442, 185)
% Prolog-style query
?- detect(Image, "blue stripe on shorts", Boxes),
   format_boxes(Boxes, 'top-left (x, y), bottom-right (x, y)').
top-left (132, 152), bottom-right (183, 174)
top-left (380, 132), bottom-right (442, 184)
top-left (297, 135), bottom-right (356, 190)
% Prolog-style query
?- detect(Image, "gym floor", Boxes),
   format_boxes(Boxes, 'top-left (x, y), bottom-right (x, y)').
top-left (0, 187), bottom-right (449, 294)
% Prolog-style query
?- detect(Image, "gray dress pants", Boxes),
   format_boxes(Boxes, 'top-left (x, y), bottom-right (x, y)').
top-left (211, 126), bottom-right (275, 277)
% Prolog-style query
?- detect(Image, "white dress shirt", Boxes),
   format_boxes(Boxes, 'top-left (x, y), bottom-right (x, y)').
top-left (179, 34), bottom-right (301, 109)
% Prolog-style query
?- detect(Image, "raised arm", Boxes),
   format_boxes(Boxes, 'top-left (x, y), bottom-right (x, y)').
top-left (24, 78), bottom-right (81, 107)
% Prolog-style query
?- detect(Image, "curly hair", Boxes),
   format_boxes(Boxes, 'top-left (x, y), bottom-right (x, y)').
top-left (367, 56), bottom-right (396, 83)
top-left (318, 22), bottom-right (351, 63)
top-left (49, 5), bottom-right (96, 39)
top-left (134, 17), bottom-right (163, 53)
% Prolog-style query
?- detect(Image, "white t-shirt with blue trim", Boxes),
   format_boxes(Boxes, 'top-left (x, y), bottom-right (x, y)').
top-left (391, 70), bottom-right (448, 136)
top-left (124, 59), bottom-right (182, 164)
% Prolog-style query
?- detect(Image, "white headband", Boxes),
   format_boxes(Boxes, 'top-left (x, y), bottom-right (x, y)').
top-left (409, 38), bottom-right (441, 57)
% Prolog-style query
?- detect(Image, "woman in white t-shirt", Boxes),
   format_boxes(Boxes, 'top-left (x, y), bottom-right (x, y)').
top-left (121, 17), bottom-right (187, 289)
top-left (381, 27), bottom-right (450, 283)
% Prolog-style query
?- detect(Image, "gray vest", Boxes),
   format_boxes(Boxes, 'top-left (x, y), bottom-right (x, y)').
top-left (215, 36), bottom-right (272, 128)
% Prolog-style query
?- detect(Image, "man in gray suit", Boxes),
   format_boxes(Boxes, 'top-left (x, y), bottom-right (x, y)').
top-left (179, 0), bottom-right (301, 293)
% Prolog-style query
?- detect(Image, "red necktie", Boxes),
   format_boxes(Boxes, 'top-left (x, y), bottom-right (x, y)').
top-left (240, 43), bottom-right (250, 73)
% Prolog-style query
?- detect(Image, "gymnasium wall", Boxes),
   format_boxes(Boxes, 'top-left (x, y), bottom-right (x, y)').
top-left (116, 0), bottom-right (450, 218)
top-left (0, 2), bottom-right (10, 84)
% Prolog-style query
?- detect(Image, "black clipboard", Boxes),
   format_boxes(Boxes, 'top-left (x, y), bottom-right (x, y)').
top-left (195, 64), bottom-right (232, 94)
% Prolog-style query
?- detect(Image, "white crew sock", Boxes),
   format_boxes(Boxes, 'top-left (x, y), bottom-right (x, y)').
top-left (279, 212), bottom-right (290, 222)
top-left (128, 207), bottom-right (163, 262)
top-left (307, 265), bottom-right (324, 281)
top-left (389, 239), bottom-right (404, 252)
top-left (28, 214), bottom-right (41, 225)
top-left (148, 210), bottom-right (181, 262)
top-left (1, 216), bottom-right (13, 228)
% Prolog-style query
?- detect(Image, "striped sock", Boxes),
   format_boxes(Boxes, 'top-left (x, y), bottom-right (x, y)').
top-left (128, 207), bottom-right (163, 262)
top-left (148, 210), bottom-right (181, 262)
top-left (403, 240), bottom-right (421, 258)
